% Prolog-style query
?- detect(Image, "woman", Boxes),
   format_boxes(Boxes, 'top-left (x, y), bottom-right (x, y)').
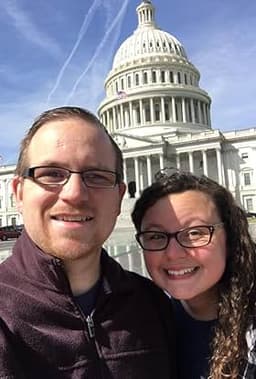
top-left (131, 171), bottom-right (256, 378)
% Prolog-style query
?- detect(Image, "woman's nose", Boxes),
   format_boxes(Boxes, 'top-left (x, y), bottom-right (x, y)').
top-left (164, 236), bottom-right (187, 259)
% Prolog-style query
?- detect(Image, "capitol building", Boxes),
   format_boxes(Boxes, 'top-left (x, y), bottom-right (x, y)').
top-left (0, 0), bottom-right (256, 228)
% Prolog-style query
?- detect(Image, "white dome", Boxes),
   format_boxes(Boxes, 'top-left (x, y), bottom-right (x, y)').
top-left (112, 0), bottom-right (188, 69)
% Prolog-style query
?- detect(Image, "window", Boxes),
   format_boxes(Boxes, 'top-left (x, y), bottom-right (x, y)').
top-left (155, 104), bottom-right (160, 121)
top-left (246, 198), bottom-right (253, 211)
top-left (244, 173), bottom-right (251, 186)
top-left (145, 104), bottom-right (150, 122)
top-left (161, 71), bottom-right (165, 83)
top-left (241, 152), bottom-right (248, 159)
top-left (152, 70), bottom-right (156, 83)
top-left (136, 107), bottom-right (141, 124)
top-left (184, 73), bottom-right (187, 85)
top-left (127, 76), bottom-right (131, 88)
top-left (143, 72), bottom-right (148, 84)
top-left (169, 71), bottom-right (174, 83)
top-left (177, 72), bottom-right (181, 84)
top-left (10, 194), bottom-right (15, 208)
top-left (135, 73), bottom-right (139, 86)
top-left (165, 103), bottom-right (170, 121)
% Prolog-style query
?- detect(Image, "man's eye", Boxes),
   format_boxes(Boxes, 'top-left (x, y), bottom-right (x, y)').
top-left (41, 170), bottom-right (64, 178)
top-left (85, 172), bottom-right (112, 183)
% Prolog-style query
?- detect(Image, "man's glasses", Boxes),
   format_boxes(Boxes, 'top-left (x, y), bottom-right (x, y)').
top-left (22, 166), bottom-right (121, 189)
top-left (136, 223), bottom-right (224, 251)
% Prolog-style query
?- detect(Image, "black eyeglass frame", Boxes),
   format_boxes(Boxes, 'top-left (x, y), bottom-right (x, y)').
top-left (22, 166), bottom-right (121, 188)
top-left (136, 222), bottom-right (224, 251)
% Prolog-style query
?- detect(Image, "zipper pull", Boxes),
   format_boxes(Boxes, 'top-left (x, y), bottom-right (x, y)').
top-left (86, 315), bottom-right (95, 338)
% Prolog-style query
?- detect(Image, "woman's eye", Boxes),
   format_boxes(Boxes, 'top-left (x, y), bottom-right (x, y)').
top-left (148, 233), bottom-right (165, 240)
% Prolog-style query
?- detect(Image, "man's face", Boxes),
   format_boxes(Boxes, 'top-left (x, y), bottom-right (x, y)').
top-left (12, 118), bottom-right (126, 262)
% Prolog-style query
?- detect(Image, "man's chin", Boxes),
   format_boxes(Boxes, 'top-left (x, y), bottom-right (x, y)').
top-left (46, 240), bottom-right (101, 261)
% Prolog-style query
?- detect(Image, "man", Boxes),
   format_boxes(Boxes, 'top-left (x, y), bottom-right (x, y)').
top-left (0, 106), bottom-right (176, 378)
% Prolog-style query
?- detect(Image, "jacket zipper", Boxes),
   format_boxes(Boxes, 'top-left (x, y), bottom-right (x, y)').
top-left (86, 314), bottom-right (95, 338)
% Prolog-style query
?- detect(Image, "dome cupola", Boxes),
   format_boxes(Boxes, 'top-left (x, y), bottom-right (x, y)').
top-left (112, 0), bottom-right (188, 70)
top-left (98, 0), bottom-right (212, 138)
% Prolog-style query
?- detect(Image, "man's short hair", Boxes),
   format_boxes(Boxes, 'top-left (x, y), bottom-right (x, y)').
top-left (15, 106), bottom-right (124, 181)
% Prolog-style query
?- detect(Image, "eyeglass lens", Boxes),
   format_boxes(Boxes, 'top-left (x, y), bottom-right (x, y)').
top-left (138, 226), bottom-right (213, 250)
top-left (32, 167), bottom-right (117, 187)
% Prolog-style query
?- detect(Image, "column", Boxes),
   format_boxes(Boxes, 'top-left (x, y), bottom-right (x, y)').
top-left (206, 104), bottom-right (211, 127)
top-left (123, 158), bottom-right (129, 199)
top-left (150, 98), bottom-right (154, 122)
top-left (202, 150), bottom-right (208, 176)
top-left (139, 160), bottom-right (144, 191)
top-left (182, 97), bottom-right (186, 123)
top-left (161, 97), bottom-right (166, 123)
top-left (129, 102), bottom-right (133, 127)
top-left (139, 100), bottom-right (143, 125)
top-left (172, 97), bottom-right (176, 123)
top-left (134, 157), bottom-right (140, 197)
top-left (216, 148), bottom-right (223, 185)
top-left (188, 152), bottom-right (194, 173)
top-left (147, 156), bottom-right (152, 185)
top-left (106, 110), bottom-right (110, 132)
top-left (198, 100), bottom-right (202, 124)
top-left (176, 153), bottom-right (181, 169)
top-left (120, 104), bottom-right (124, 129)
top-left (117, 106), bottom-right (121, 129)
top-left (113, 106), bottom-right (117, 130)
top-left (203, 103), bottom-right (207, 125)
top-left (190, 98), bottom-right (195, 124)
top-left (124, 108), bottom-right (129, 128)
top-left (159, 153), bottom-right (164, 170)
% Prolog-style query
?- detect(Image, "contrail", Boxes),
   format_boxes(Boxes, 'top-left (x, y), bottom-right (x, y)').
top-left (65, 0), bottom-right (129, 104)
top-left (46, 0), bottom-right (101, 104)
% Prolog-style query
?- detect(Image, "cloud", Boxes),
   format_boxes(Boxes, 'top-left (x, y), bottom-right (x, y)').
top-left (65, 0), bottom-right (129, 103)
top-left (46, 0), bottom-right (101, 104)
top-left (0, 0), bottom-right (61, 58)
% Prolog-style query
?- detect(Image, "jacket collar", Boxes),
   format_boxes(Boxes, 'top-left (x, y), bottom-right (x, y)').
top-left (9, 229), bottom-right (134, 296)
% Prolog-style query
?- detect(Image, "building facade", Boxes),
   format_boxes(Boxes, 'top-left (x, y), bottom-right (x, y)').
top-left (98, 0), bottom-right (256, 211)
top-left (0, 0), bottom-right (255, 228)
top-left (0, 165), bottom-right (22, 227)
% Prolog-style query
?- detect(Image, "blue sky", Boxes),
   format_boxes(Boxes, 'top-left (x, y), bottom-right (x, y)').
top-left (0, 0), bottom-right (256, 164)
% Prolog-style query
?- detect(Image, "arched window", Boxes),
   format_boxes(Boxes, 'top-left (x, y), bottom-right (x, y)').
top-left (135, 73), bottom-right (139, 86)
top-left (152, 70), bottom-right (157, 83)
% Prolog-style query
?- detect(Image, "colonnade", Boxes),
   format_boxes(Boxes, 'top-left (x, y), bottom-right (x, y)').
top-left (123, 147), bottom-right (224, 198)
top-left (101, 96), bottom-right (211, 132)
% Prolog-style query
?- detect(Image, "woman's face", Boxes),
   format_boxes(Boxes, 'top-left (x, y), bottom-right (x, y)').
top-left (140, 190), bottom-right (227, 310)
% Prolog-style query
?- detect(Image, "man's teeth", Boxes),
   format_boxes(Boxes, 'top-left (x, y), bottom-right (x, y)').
top-left (56, 216), bottom-right (92, 222)
top-left (167, 267), bottom-right (196, 276)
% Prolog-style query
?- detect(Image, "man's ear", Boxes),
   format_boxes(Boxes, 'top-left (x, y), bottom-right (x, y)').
top-left (11, 176), bottom-right (24, 213)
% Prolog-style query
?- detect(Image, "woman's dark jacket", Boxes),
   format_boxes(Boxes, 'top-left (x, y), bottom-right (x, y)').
top-left (0, 231), bottom-right (176, 378)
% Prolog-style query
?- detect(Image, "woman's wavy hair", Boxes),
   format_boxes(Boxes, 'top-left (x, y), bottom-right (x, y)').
top-left (132, 170), bottom-right (256, 378)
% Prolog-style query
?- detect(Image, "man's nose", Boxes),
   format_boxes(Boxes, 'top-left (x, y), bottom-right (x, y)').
top-left (59, 173), bottom-right (89, 202)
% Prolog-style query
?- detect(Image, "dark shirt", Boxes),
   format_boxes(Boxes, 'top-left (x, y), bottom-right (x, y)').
top-left (75, 278), bottom-right (102, 316)
top-left (172, 298), bottom-right (216, 379)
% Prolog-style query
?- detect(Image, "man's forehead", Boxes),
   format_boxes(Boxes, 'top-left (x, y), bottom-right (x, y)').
top-left (31, 119), bottom-right (107, 143)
